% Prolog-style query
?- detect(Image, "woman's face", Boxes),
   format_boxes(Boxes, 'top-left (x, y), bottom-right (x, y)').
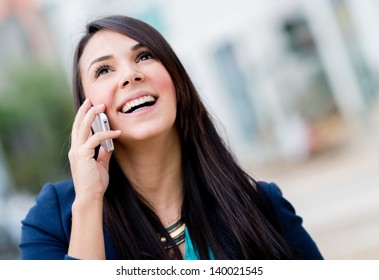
top-left (79, 29), bottom-right (177, 143)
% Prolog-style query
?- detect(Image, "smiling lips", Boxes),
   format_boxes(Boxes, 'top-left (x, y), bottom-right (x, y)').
top-left (121, 95), bottom-right (157, 113)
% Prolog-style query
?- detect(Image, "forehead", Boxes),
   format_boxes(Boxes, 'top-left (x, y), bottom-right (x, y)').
top-left (80, 29), bottom-right (138, 68)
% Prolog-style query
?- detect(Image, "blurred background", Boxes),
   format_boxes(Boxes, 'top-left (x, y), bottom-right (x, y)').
top-left (0, 0), bottom-right (378, 259)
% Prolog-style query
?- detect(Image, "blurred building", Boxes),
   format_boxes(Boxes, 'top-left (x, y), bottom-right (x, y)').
top-left (0, 0), bottom-right (56, 66)
top-left (0, 0), bottom-right (70, 259)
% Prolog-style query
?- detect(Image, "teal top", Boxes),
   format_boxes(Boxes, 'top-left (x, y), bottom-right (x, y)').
top-left (184, 227), bottom-right (214, 260)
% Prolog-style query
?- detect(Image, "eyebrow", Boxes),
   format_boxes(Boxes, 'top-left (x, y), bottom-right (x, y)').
top-left (131, 42), bottom-right (144, 51)
top-left (87, 55), bottom-right (113, 71)
top-left (87, 43), bottom-right (145, 71)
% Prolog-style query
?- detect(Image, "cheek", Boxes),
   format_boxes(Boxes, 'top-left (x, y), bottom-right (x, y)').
top-left (166, 80), bottom-right (177, 109)
top-left (83, 83), bottom-right (114, 108)
top-left (155, 70), bottom-right (176, 103)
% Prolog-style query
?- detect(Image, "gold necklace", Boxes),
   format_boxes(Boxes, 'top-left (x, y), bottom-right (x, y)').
top-left (159, 219), bottom-right (185, 249)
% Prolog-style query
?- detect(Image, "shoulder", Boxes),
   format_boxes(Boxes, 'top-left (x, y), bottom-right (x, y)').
top-left (36, 178), bottom-right (75, 198)
top-left (257, 181), bottom-right (296, 219)
top-left (22, 178), bottom-right (75, 224)
top-left (36, 179), bottom-right (75, 207)
top-left (32, 179), bottom-right (75, 224)
top-left (257, 181), bottom-right (323, 260)
top-left (256, 181), bottom-right (283, 199)
top-left (20, 179), bottom-right (75, 259)
top-left (20, 179), bottom-right (117, 260)
top-left (28, 178), bottom-right (75, 231)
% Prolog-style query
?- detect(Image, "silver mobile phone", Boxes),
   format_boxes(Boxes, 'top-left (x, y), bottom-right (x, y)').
top-left (91, 113), bottom-right (114, 152)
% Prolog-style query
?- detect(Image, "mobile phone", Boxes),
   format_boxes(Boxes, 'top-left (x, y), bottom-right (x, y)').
top-left (91, 113), bottom-right (114, 152)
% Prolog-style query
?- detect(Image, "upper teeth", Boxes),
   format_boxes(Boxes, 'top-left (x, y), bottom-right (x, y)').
top-left (121, 95), bottom-right (156, 113)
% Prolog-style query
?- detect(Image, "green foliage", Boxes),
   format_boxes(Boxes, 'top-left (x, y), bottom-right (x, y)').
top-left (0, 61), bottom-right (74, 194)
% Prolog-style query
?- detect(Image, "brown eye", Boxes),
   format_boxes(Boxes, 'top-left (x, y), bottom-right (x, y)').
top-left (137, 51), bottom-right (154, 62)
top-left (95, 65), bottom-right (112, 78)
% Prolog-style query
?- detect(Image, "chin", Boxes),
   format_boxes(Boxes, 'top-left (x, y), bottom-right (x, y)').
top-left (126, 126), bottom-right (173, 142)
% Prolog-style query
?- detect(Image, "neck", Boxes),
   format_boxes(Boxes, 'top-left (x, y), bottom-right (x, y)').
top-left (114, 129), bottom-right (183, 226)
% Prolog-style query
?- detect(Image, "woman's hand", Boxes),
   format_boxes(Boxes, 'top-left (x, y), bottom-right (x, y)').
top-left (68, 98), bottom-right (121, 202)
top-left (67, 98), bottom-right (121, 259)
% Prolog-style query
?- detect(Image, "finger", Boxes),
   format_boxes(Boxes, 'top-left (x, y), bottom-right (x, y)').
top-left (72, 98), bottom-right (92, 139)
top-left (76, 104), bottom-right (106, 145)
top-left (85, 130), bottom-right (121, 151)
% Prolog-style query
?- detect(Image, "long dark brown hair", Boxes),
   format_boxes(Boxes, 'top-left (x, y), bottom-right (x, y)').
top-left (72, 15), bottom-right (294, 259)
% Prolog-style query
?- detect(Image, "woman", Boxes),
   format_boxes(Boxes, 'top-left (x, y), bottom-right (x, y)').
top-left (20, 15), bottom-right (323, 260)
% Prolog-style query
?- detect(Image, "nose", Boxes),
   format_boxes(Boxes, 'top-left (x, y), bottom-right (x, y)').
top-left (119, 70), bottom-right (144, 88)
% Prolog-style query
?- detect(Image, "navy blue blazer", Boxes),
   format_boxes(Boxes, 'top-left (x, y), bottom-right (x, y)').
top-left (19, 179), bottom-right (323, 260)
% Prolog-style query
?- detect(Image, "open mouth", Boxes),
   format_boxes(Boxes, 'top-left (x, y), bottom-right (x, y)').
top-left (121, 95), bottom-right (157, 114)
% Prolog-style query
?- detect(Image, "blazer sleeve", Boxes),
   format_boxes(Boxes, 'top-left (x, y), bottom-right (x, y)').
top-left (19, 182), bottom-right (72, 260)
top-left (258, 181), bottom-right (323, 260)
